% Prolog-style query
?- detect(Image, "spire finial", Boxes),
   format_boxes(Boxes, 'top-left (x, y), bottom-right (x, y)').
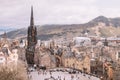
top-left (30, 6), bottom-right (34, 26)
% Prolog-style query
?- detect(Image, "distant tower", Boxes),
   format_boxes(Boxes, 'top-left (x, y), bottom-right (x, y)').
top-left (3, 32), bottom-right (7, 41)
top-left (2, 32), bottom-right (8, 44)
top-left (2, 32), bottom-right (7, 39)
top-left (26, 6), bottom-right (37, 66)
top-left (104, 38), bottom-right (108, 46)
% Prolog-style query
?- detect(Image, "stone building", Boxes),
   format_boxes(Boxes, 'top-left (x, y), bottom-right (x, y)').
top-left (64, 53), bottom-right (90, 73)
top-left (34, 47), bottom-right (56, 68)
top-left (26, 6), bottom-right (37, 66)
top-left (0, 44), bottom-right (18, 69)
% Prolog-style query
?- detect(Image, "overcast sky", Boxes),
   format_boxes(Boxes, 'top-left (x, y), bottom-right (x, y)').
top-left (0, 0), bottom-right (120, 28)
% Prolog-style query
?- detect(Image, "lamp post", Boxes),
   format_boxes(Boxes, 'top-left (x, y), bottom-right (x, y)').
top-left (101, 46), bottom-right (105, 76)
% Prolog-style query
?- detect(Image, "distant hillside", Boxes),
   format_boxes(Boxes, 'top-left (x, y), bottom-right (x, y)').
top-left (6, 28), bottom-right (27, 39)
top-left (0, 27), bottom-right (17, 35)
top-left (87, 16), bottom-right (120, 27)
top-left (3, 16), bottom-right (120, 40)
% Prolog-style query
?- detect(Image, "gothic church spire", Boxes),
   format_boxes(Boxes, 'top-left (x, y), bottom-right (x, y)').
top-left (30, 6), bottom-right (34, 26)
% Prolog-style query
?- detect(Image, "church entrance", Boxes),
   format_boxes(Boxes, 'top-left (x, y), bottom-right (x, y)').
top-left (56, 57), bottom-right (61, 67)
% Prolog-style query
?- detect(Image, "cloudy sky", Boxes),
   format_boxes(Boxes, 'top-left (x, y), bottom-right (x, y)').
top-left (0, 0), bottom-right (120, 28)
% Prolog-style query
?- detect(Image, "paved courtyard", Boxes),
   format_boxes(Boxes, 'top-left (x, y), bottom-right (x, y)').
top-left (28, 68), bottom-right (100, 80)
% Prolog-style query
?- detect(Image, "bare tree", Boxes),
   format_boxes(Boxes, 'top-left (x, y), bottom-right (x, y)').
top-left (0, 61), bottom-right (28, 80)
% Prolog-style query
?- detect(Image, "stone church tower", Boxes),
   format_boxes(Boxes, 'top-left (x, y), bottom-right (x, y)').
top-left (26, 6), bottom-right (37, 66)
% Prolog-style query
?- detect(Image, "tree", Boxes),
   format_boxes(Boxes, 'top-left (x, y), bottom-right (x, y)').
top-left (0, 61), bottom-right (28, 80)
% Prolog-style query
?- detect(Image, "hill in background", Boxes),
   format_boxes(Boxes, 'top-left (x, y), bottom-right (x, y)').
top-left (2, 16), bottom-right (120, 40)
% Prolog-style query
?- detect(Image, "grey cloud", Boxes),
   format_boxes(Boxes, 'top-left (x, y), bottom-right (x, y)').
top-left (0, 0), bottom-right (120, 28)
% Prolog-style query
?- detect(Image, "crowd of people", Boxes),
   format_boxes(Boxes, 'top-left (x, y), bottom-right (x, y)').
top-left (27, 67), bottom-right (101, 80)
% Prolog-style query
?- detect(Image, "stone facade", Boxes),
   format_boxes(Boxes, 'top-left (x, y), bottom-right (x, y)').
top-left (0, 44), bottom-right (18, 69)
top-left (26, 6), bottom-right (37, 66)
top-left (64, 55), bottom-right (90, 73)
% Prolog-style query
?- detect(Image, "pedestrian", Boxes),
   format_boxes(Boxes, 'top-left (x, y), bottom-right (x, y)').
top-left (76, 74), bottom-right (77, 77)
top-left (71, 75), bottom-right (74, 80)
top-left (29, 75), bottom-right (32, 79)
top-left (59, 76), bottom-right (61, 80)
top-left (37, 71), bottom-right (39, 75)
top-left (50, 71), bottom-right (52, 75)
top-left (63, 77), bottom-right (65, 80)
